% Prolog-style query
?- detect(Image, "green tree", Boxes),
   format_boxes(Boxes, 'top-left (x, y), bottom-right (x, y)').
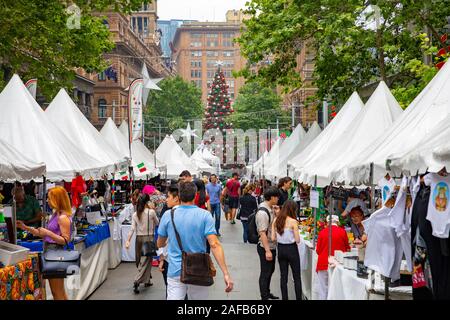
top-left (0, 0), bottom-right (151, 99)
top-left (236, 0), bottom-right (450, 105)
top-left (144, 76), bottom-right (204, 133)
top-left (229, 82), bottom-right (284, 131)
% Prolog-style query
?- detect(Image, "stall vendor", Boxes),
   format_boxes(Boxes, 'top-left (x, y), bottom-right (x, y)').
top-left (10, 185), bottom-right (43, 228)
top-left (341, 188), bottom-right (368, 218)
top-left (349, 207), bottom-right (367, 245)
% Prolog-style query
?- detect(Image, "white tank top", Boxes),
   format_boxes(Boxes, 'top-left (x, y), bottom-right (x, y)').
top-left (276, 229), bottom-right (296, 244)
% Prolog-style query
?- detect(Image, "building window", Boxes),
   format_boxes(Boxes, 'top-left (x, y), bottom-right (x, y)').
top-left (223, 60), bottom-right (234, 68)
top-left (191, 51), bottom-right (202, 57)
top-left (206, 33), bottom-right (218, 38)
top-left (207, 40), bottom-right (218, 47)
top-left (143, 17), bottom-right (148, 36)
top-left (191, 70), bottom-right (202, 78)
top-left (207, 60), bottom-right (217, 68)
top-left (223, 50), bottom-right (234, 57)
top-left (227, 80), bottom-right (235, 89)
top-left (190, 41), bottom-right (202, 47)
top-left (230, 92), bottom-right (235, 99)
top-left (223, 33), bottom-right (234, 39)
top-left (98, 99), bottom-right (107, 118)
top-left (223, 70), bottom-right (232, 77)
top-left (192, 80), bottom-right (202, 88)
top-left (207, 70), bottom-right (216, 78)
top-left (191, 33), bottom-right (202, 38)
top-left (98, 71), bottom-right (106, 81)
top-left (191, 60), bottom-right (202, 68)
top-left (206, 51), bottom-right (219, 57)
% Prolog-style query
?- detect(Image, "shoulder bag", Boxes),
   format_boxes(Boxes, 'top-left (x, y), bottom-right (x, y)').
top-left (141, 209), bottom-right (157, 257)
top-left (171, 208), bottom-right (216, 286)
top-left (40, 237), bottom-right (81, 279)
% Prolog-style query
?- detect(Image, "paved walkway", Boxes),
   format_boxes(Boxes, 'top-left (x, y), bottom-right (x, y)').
top-left (89, 215), bottom-right (295, 300)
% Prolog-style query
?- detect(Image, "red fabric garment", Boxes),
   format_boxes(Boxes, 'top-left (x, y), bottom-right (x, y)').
top-left (194, 193), bottom-right (210, 210)
top-left (226, 179), bottom-right (240, 197)
top-left (71, 175), bottom-right (86, 208)
top-left (316, 225), bottom-right (350, 272)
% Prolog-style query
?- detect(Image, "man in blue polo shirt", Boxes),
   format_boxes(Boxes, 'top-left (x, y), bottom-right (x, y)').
top-left (157, 181), bottom-right (233, 300)
top-left (206, 174), bottom-right (223, 236)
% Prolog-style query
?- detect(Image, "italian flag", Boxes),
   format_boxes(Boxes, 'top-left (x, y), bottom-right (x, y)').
top-left (137, 162), bottom-right (147, 173)
top-left (119, 171), bottom-right (128, 180)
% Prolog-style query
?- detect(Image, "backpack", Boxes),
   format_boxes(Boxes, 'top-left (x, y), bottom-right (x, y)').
top-left (247, 206), bottom-right (271, 244)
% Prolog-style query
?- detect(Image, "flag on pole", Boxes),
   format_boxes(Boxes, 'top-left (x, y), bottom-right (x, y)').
top-left (25, 79), bottom-right (37, 99)
top-left (128, 78), bottom-right (144, 143)
top-left (137, 162), bottom-right (147, 173)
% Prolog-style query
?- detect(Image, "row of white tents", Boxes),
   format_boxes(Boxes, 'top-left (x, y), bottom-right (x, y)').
top-left (250, 60), bottom-right (450, 186)
top-left (0, 74), bottom-right (220, 182)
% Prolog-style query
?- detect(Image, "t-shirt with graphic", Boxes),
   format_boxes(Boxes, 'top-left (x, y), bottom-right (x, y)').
top-left (423, 173), bottom-right (450, 238)
top-left (378, 177), bottom-right (396, 205)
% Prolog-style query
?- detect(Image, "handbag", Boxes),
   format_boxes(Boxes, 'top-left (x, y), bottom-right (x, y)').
top-left (171, 208), bottom-right (216, 286)
top-left (40, 237), bottom-right (81, 279)
top-left (141, 209), bottom-right (157, 257)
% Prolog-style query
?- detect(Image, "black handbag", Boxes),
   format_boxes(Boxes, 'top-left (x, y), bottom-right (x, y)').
top-left (171, 208), bottom-right (215, 287)
top-left (141, 209), bottom-right (157, 257)
top-left (40, 238), bottom-right (81, 279)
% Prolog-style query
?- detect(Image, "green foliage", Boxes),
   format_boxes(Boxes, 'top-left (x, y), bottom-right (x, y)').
top-left (144, 76), bottom-right (204, 132)
top-left (0, 0), bottom-right (151, 99)
top-left (229, 82), bottom-right (285, 131)
top-left (237, 0), bottom-right (450, 104)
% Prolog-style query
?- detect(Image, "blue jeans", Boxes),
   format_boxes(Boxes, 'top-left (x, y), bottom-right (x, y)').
top-left (210, 203), bottom-right (221, 234)
top-left (241, 220), bottom-right (249, 243)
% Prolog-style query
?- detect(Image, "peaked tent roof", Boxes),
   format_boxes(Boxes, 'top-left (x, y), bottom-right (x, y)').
top-left (100, 118), bottom-right (159, 179)
top-left (268, 122), bottom-right (322, 180)
top-left (289, 91), bottom-right (364, 182)
top-left (118, 121), bottom-right (164, 174)
top-left (346, 60), bottom-right (450, 184)
top-left (388, 114), bottom-right (450, 174)
top-left (191, 149), bottom-right (214, 173)
top-left (156, 135), bottom-right (199, 178)
top-left (0, 74), bottom-right (106, 181)
top-left (46, 89), bottom-right (128, 174)
top-left (328, 81), bottom-right (404, 185)
top-left (0, 138), bottom-right (46, 181)
top-left (260, 138), bottom-right (283, 178)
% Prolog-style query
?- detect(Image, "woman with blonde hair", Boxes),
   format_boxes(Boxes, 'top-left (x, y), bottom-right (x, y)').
top-left (17, 186), bottom-right (73, 300)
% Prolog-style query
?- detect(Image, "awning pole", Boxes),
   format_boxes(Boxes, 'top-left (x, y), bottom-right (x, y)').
top-left (312, 175), bottom-right (318, 248)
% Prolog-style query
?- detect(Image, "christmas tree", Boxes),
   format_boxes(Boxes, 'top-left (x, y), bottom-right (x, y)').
top-left (203, 63), bottom-right (234, 131)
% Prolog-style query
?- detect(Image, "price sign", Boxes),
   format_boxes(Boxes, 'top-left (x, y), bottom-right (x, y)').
top-left (310, 190), bottom-right (319, 208)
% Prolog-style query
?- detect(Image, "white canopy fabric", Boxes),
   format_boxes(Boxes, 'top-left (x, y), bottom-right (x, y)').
top-left (289, 92), bottom-right (364, 185)
top-left (46, 89), bottom-right (128, 175)
top-left (190, 149), bottom-right (214, 173)
top-left (260, 138), bottom-right (283, 178)
top-left (328, 82), bottom-right (403, 185)
top-left (156, 135), bottom-right (199, 178)
top-left (266, 124), bottom-right (306, 180)
top-left (247, 150), bottom-right (269, 178)
top-left (100, 118), bottom-right (160, 179)
top-left (0, 74), bottom-right (107, 181)
top-left (0, 139), bottom-right (46, 181)
top-left (346, 60), bottom-right (450, 184)
top-left (388, 115), bottom-right (450, 174)
top-left (118, 121), bottom-right (164, 178)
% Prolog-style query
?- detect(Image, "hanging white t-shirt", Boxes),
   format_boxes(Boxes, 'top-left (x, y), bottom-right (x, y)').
top-left (363, 206), bottom-right (403, 281)
top-left (423, 173), bottom-right (450, 239)
top-left (378, 177), bottom-right (397, 206)
top-left (388, 176), bottom-right (412, 272)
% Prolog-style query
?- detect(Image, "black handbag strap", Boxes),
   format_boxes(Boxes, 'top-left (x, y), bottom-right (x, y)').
top-left (170, 208), bottom-right (184, 253)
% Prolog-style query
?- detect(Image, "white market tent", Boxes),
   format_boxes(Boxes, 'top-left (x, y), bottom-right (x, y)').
top-left (118, 121), bottom-right (164, 178)
top-left (388, 114), bottom-right (450, 174)
top-left (0, 74), bottom-right (107, 181)
top-left (190, 149), bottom-right (214, 173)
top-left (0, 139), bottom-right (46, 181)
top-left (46, 89), bottom-right (128, 175)
top-left (345, 60), bottom-right (450, 185)
top-left (156, 135), bottom-right (199, 178)
top-left (328, 81), bottom-right (404, 185)
top-left (100, 118), bottom-right (160, 179)
top-left (260, 138), bottom-right (283, 178)
top-left (289, 91), bottom-right (364, 185)
top-left (266, 124), bottom-right (306, 180)
top-left (247, 150), bottom-right (269, 178)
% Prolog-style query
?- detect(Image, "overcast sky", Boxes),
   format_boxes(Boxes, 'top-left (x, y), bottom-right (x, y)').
top-left (158, 0), bottom-right (249, 21)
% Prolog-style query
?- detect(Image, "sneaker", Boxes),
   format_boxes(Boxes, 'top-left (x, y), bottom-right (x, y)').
top-left (133, 282), bottom-right (140, 294)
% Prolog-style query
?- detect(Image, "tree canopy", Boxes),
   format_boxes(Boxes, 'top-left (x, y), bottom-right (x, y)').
top-left (236, 0), bottom-right (450, 106)
top-left (0, 0), bottom-right (152, 99)
top-left (229, 82), bottom-right (285, 131)
top-left (144, 76), bottom-right (204, 134)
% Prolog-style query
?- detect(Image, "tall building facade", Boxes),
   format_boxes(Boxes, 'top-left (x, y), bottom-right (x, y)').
top-left (171, 10), bottom-right (248, 104)
top-left (282, 42), bottom-right (319, 129)
top-left (158, 19), bottom-right (196, 58)
top-left (86, 1), bottom-right (172, 129)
